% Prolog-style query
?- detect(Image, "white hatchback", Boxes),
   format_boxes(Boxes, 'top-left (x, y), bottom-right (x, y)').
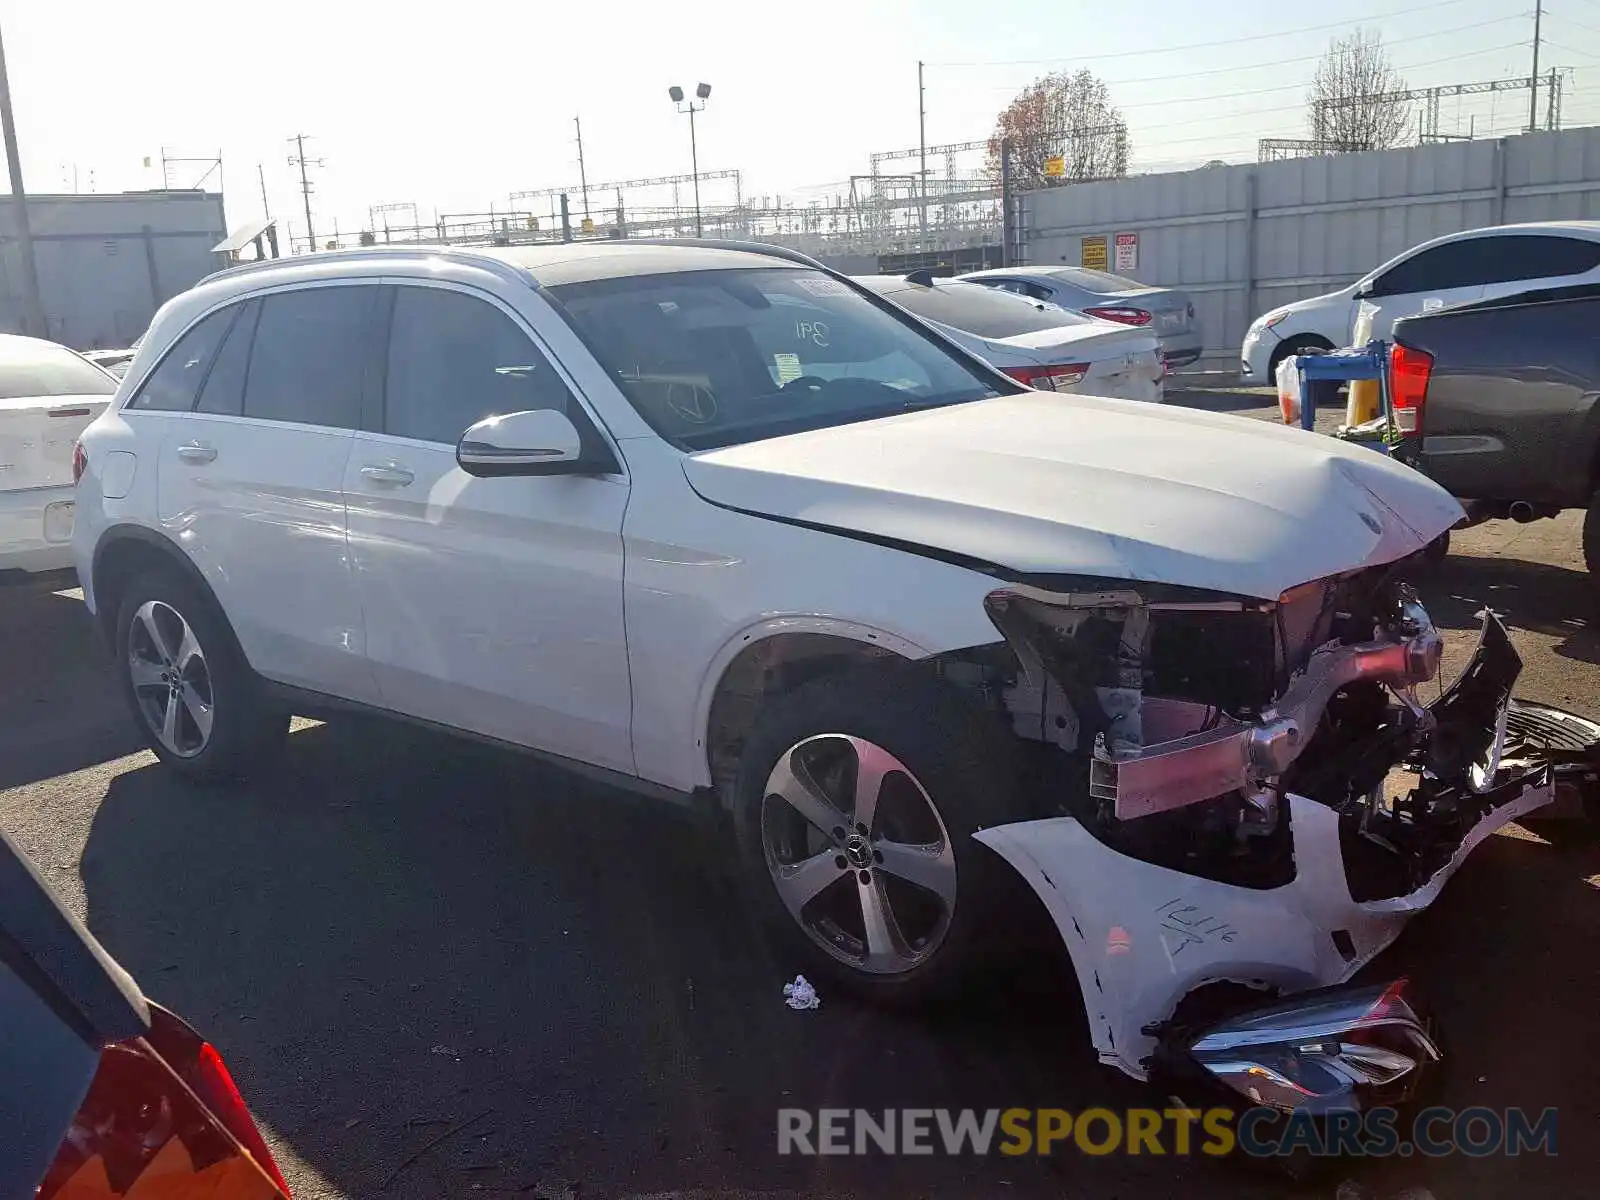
top-left (71, 240), bottom-right (1563, 1100)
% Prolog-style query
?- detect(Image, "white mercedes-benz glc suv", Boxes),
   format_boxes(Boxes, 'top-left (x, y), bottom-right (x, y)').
top-left (71, 239), bottom-right (1570, 1102)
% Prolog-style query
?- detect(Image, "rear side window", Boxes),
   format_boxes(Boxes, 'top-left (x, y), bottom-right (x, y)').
top-left (127, 309), bottom-right (237, 411)
top-left (1475, 235), bottom-right (1600, 286)
top-left (243, 286), bottom-right (374, 429)
top-left (863, 279), bottom-right (1091, 338)
top-left (195, 300), bottom-right (259, 416)
top-left (383, 286), bottom-right (573, 445)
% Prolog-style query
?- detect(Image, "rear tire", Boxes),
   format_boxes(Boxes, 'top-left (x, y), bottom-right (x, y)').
top-left (113, 568), bottom-right (288, 783)
top-left (731, 665), bottom-right (1027, 1008)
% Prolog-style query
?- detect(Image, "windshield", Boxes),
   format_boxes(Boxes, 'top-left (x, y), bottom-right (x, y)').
top-left (855, 277), bottom-right (1092, 339)
top-left (1044, 267), bottom-right (1145, 293)
top-left (0, 341), bottom-right (117, 399)
top-left (547, 267), bottom-right (1010, 450)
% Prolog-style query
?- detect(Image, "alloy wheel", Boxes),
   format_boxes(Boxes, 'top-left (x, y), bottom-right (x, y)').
top-left (127, 599), bottom-right (215, 758)
top-left (760, 734), bottom-right (957, 975)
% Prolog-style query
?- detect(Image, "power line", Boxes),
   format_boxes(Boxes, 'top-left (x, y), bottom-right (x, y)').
top-left (956, 16), bottom-right (1532, 96)
top-left (927, 0), bottom-right (1486, 68)
top-left (1547, 10), bottom-right (1600, 36)
top-left (1543, 39), bottom-right (1600, 59)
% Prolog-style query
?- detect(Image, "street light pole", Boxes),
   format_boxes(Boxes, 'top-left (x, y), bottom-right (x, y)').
top-left (0, 22), bottom-right (45, 337)
top-left (670, 83), bottom-right (711, 238)
top-left (688, 106), bottom-right (702, 237)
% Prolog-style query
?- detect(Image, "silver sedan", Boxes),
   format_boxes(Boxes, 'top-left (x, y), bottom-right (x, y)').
top-left (959, 266), bottom-right (1203, 369)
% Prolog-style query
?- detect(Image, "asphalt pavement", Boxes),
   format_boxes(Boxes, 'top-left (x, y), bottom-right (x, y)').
top-left (2, 387), bottom-right (1597, 1200)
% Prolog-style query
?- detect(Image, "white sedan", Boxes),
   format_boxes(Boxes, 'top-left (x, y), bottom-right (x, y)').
top-left (0, 335), bottom-right (117, 575)
top-left (853, 273), bottom-right (1164, 403)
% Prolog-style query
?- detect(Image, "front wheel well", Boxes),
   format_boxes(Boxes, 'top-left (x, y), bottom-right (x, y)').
top-left (1267, 332), bottom-right (1336, 375)
top-left (704, 633), bottom-right (901, 805)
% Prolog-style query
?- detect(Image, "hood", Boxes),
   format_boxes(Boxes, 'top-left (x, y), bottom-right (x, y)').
top-left (682, 394), bottom-right (1464, 600)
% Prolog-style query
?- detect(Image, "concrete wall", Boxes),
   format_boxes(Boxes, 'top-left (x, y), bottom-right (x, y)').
top-left (0, 191), bottom-right (227, 349)
top-left (1018, 127), bottom-right (1600, 360)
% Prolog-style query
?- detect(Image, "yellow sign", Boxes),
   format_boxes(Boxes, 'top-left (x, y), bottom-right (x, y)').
top-left (1044, 156), bottom-right (1065, 178)
top-left (1081, 235), bottom-right (1108, 271)
top-left (581, 217), bottom-right (596, 234)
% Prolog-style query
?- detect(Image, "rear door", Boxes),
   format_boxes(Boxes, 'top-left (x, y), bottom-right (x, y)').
top-left (1473, 233), bottom-right (1600, 302)
top-left (154, 283), bottom-right (380, 702)
top-left (343, 280), bottom-right (633, 770)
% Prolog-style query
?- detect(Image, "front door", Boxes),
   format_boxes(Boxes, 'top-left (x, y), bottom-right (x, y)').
top-left (151, 284), bottom-right (379, 702)
top-left (343, 281), bottom-right (634, 773)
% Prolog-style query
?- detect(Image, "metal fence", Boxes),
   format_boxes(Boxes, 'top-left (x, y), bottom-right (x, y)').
top-left (1016, 127), bottom-right (1600, 364)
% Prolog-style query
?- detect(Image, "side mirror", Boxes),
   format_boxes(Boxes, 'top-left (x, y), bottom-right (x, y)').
top-left (457, 409), bottom-right (594, 478)
top-left (1354, 278), bottom-right (1375, 298)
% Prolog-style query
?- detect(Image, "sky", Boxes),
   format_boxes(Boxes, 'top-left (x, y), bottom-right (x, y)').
top-left (5, 0), bottom-right (1600, 246)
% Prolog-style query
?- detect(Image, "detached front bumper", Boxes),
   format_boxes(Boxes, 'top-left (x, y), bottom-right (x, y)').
top-left (975, 610), bottom-right (1560, 1082)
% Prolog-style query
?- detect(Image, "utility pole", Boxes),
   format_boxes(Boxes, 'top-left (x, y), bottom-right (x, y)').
top-left (1529, 0), bottom-right (1543, 132)
top-left (287, 134), bottom-right (324, 253)
top-left (257, 162), bottom-right (270, 219)
top-left (0, 23), bottom-right (44, 337)
top-left (575, 116), bottom-right (590, 220)
top-left (917, 60), bottom-right (928, 248)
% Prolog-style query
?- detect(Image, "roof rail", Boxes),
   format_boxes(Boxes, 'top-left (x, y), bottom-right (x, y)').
top-left (608, 236), bottom-right (831, 272)
top-left (198, 243), bottom-right (519, 288)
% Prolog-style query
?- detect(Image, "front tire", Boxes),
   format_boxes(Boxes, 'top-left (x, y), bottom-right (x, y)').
top-left (114, 568), bottom-right (288, 783)
top-left (732, 667), bottom-right (1024, 1007)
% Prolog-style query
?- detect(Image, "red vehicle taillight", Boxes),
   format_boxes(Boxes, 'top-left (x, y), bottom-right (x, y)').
top-left (72, 441), bottom-right (87, 484)
top-left (1083, 305), bottom-right (1152, 326)
top-left (188, 1041), bottom-right (293, 1196)
top-left (1003, 362), bottom-right (1090, 390)
top-left (1389, 342), bottom-right (1433, 434)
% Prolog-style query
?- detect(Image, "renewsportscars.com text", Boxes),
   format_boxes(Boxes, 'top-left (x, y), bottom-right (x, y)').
top-left (776, 1107), bottom-right (1558, 1159)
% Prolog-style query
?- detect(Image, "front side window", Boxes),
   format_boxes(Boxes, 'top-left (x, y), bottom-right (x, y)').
top-left (858, 277), bottom-right (1094, 338)
top-left (384, 286), bottom-right (573, 445)
top-left (127, 307), bottom-right (236, 411)
top-left (242, 286), bottom-right (374, 429)
top-left (548, 267), bottom-right (1009, 450)
top-left (1369, 240), bottom-right (1490, 296)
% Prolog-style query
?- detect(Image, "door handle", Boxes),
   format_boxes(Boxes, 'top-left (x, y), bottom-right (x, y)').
top-left (175, 441), bottom-right (217, 464)
top-left (360, 462), bottom-right (415, 486)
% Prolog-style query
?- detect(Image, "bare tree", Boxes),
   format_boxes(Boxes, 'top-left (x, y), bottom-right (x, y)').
top-left (985, 70), bottom-right (1129, 190)
top-left (1307, 28), bottom-right (1410, 150)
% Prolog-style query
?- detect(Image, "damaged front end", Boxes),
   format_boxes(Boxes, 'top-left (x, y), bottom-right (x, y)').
top-left (965, 569), bottom-right (1573, 1082)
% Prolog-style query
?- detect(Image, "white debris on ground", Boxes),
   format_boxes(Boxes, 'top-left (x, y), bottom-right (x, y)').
top-left (782, 975), bottom-right (821, 1010)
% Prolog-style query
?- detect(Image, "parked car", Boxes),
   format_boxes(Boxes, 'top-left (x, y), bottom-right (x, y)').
top-left (83, 335), bottom-right (143, 379)
top-left (0, 334), bottom-right (118, 578)
top-left (1241, 219), bottom-right (1600, 383)
top-left (852, 272), bottom-right (1164, 403)
top-left (72, 241), bottom-right (1590, 1108)
top-left (958, 266), bottom-right (1203, 368)
top-left (1, 824), bottom-right (290, 1199)
top-left (1386, 281), bottom-right (1600, 583)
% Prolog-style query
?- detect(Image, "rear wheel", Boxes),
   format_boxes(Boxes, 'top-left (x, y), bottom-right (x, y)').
top-left (732, 667), bottom-right (1025, 1006)
top-left (114, 569), bottom-right (288, 782)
